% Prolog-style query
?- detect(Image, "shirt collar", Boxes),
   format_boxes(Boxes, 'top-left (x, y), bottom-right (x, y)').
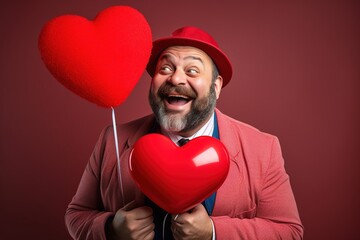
top-left (161, 112), bottom-right (215, 146)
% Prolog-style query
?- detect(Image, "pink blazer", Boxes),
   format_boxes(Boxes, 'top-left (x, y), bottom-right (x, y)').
top-left (66, 109), bottom-right (303, 239)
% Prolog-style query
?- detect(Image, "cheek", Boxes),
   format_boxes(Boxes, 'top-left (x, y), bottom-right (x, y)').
top-left (148, 83), bottom-right (156, 97)
top-left (189, 78), bottom-right (211, 97)
top-left (150, 76), bottom-right (164, 93)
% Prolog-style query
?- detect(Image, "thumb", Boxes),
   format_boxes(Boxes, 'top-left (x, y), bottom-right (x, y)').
top-left (121, 200), bottom-right (138, 211)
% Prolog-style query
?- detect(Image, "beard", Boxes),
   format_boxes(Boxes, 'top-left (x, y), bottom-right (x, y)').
top-left (148, 82), bottom-right (217, 134)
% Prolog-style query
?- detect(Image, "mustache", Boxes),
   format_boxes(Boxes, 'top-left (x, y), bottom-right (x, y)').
top-left (157, 82), bottom-right (197, 99)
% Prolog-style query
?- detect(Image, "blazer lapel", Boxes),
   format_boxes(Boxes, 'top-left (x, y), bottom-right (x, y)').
top-left (215, 108), bottom-right (242, 161)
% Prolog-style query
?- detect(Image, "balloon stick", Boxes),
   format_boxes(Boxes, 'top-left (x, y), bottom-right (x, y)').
top-left (111, 107), bottom-right (125, 206)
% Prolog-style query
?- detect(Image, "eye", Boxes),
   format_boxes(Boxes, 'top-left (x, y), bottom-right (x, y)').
top-left (187, 68), bottom-right (199, 75)
top-left (159, 65), bottom-right (173, 74)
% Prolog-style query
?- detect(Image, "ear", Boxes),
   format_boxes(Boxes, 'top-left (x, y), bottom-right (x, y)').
top-left (214, 75), bottom-right (223, 99)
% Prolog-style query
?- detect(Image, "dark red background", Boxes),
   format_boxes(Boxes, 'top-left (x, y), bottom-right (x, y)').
top-left (1, 0), bottom-right (359, 239)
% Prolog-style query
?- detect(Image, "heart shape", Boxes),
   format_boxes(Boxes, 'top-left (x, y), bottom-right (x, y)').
top-left (129, 134), bottom-right (230, 214)
top-left (38, 6), bottom-right (152, 108)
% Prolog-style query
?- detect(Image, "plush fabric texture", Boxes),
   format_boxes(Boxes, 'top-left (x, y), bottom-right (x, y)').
top-left (38, 6), bottom-right (152, 108)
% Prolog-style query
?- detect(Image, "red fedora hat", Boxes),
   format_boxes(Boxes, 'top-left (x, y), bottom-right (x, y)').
top-left (146, 26), bottom-right (233, 88)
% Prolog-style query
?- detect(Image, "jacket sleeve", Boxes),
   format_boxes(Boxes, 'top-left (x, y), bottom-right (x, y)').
top-left (65, 127), bottom-right (113, 240)
top-left (212, 137), bottom-right (304, 239)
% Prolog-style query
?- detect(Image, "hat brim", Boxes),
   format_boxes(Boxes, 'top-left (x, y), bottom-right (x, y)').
top-left (146, 37), bottom-right (232, 88)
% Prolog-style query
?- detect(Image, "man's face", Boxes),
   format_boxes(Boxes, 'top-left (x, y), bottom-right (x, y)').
top-left (148, 46), bottom-right (222, 135)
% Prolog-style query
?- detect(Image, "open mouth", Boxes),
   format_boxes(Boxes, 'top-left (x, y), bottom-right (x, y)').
top-left (165, 94), bottom-right (192, 106)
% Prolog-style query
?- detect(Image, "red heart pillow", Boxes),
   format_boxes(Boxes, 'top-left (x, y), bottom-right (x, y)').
top-left (38, 6), bottom-right (152, 108)
top-left (129, 134), bottom-right (230, 214)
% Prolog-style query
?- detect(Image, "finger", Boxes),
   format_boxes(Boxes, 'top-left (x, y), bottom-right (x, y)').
top-left (191, 204), bottom-right (205, 213)
top-left (130, 221), bottom-right (154, 240)
top-left (136, 222), bottom-right (155, 239)
top-left (171, 224), bottom-right (184, 240)
top-left (171, 214), bottom-right (181, 225)
top-left (143, 230), bottom-right (155, 240)
top-left (130, 206), bottom-right (153, 220)
top-left (134, 215), bottom-right (154, 230)
top-left (172, 212), bottom-right (190, 224)
top-left (171, 224), bottom-right (179, 239)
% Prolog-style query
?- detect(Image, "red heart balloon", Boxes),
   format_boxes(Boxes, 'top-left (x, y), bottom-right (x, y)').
top-left (38, 6), bottom-right (152, 108)
top-left (129, 134), bottom-right (230, 214)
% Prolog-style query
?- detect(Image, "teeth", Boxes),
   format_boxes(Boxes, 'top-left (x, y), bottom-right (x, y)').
top-left (168, 95), bottom-right (189, 100)
top-left (166, 95), bottom-right (190, 105)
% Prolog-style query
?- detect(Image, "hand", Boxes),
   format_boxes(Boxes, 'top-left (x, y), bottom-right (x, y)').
top-left (171, 204), bottom-right (213, 240)
top-left (107, 200), bottom-right (155, 240)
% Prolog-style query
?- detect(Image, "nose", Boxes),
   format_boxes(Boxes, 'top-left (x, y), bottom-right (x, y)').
top-left (167, 68), bottom-right (187, 85)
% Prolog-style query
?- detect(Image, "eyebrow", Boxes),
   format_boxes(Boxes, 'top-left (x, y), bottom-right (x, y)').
top-left (159, 54), bottom-right (204, 65)
top-left (184, 56), bottom-right (204, 64)
top-left (159, 53), bottom-right (174, 62)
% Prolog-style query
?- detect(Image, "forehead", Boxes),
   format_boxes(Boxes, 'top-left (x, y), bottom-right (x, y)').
top-left (158, 46), bottom-right (213, 64)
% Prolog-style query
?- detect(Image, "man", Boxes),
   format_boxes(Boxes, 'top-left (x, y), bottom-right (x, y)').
top-left (65, 26), bottom-right (304, 240)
